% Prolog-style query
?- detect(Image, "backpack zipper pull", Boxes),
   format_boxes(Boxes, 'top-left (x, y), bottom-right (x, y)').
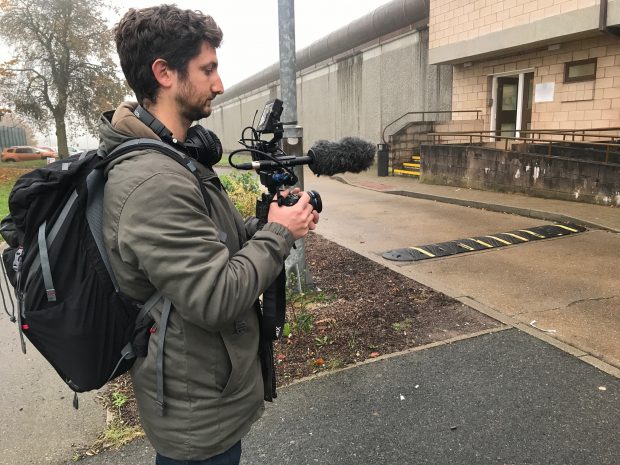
top-left (12, 246), bottom-right (23, 272)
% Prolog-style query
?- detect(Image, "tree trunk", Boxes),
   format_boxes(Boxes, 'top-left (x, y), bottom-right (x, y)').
top-left (54, 114), bottom-right (69, 158)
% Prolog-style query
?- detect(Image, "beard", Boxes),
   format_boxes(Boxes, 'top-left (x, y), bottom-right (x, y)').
top-left (175, 79), bottom-right (212, 122)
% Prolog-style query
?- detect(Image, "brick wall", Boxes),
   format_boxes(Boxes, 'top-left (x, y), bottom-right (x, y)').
top-left (430, 0), bottom-right (598, 49)
top-left (450, 34), bottom-right (620, 132)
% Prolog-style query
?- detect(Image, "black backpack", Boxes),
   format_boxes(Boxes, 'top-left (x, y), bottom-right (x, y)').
top-left (0, 139), bottom-right (212, 399)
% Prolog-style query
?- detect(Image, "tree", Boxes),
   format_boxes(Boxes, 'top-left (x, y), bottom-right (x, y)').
top-left (0, 0), bottom-right (129, 156)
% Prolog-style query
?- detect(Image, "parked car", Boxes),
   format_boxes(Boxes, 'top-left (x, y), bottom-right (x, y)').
top-left (36, 146), bottom-right (58, 158)
top-left (1, 146), bottom-right (58, 162)
top-left (52, 145), bottom-right (84, 157)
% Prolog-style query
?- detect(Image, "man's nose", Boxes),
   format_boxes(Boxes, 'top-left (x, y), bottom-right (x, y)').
top-left (213, 73), bottom-right (224, 95)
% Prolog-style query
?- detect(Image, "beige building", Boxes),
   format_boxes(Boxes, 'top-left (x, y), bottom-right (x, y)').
top-left (429, 0), bottom-right (620, 137)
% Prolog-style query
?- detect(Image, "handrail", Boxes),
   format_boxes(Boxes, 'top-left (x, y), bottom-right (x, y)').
top-left (381, 110), bottom-right (481, 145)
top-left (519, 128), bottom-right (620, 142)
top-left (426, 131), bottom-right (620, 163)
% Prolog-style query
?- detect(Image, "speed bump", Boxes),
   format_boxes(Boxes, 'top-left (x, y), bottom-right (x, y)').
top-left (383, 223), bottom-right (587, 262)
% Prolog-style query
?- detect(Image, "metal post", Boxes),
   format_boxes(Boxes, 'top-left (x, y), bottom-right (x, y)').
top-left (278, 0), bottom-right (312, 290)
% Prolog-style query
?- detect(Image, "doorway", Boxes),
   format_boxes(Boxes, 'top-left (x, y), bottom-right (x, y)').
top-left (492, 71), bottom-right (534, 138)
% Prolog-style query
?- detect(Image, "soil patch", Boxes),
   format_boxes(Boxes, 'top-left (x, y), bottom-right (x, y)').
top-left (274, 232), bottom-right (502, 382)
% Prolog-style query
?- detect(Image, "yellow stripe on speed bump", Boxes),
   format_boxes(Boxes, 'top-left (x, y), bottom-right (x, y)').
top-left (469, 238), bottom-right (494, 248)
top-left (383, 223), bottom-right (587, 262)
top-left (556, 224), bottom-right (579, 233)
top-left (484, 235), bottom-right (512, 246)
top-left (408, 247), bottom-right (435, 258)
top-left (519, 229), bottom-right (546, 239)
top-left (503, 232), bottom-right (528, 242)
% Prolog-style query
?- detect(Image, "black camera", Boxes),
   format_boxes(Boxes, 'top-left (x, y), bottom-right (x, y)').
top-left (229, 98), bottom-right (322, 217)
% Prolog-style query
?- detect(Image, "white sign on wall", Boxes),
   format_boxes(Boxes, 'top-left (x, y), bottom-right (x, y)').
top-left (534, 82), bottom-right (555, 103)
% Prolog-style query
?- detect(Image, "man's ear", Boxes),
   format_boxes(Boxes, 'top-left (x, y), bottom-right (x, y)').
top-left (151, 58), bottom-right (175, 89)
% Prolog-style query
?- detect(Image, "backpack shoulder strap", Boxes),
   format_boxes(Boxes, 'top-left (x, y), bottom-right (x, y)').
top-left (101, 139), bottom-right (214, 215)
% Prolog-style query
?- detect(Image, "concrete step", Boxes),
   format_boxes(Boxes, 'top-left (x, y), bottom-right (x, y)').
top-left (403, 162), bottom-right (420, 168)
top-left (393, 168), bottom-right (420, 176)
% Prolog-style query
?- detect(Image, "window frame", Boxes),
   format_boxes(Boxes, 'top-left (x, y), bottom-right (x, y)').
top-left (564, 58), bottom-right (597, 83)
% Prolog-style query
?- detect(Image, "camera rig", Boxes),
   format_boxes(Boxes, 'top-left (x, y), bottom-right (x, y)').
top-left (228, 98), bottom-right (321, 226)
top-left (228, 99), bottom-right (322, 402)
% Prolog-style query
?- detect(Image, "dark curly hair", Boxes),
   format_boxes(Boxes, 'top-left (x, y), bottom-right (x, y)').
top-left (115, 5), bottom-right (223, 105)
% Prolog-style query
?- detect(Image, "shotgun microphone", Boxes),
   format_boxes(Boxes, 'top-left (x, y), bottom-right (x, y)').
top-left (235, 137), bottom-right (376, 177)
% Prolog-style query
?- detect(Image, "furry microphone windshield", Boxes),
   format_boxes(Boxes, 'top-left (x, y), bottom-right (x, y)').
top-left (308, 137), bottom-right (376, 176)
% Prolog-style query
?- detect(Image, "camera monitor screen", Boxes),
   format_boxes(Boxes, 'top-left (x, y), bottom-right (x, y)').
top-left (256, 99), bottom-right (283, 133)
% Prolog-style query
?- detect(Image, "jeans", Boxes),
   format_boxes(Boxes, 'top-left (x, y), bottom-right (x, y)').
top-left (155, 441), bottom-right (242, 465)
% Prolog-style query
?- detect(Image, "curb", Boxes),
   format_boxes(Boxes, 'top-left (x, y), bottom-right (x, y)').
top-left (331, 175), bottom-right (619, 233)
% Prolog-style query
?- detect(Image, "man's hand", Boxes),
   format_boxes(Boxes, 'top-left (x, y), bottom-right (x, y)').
top-left (268, 189), bottom-right (320, 240)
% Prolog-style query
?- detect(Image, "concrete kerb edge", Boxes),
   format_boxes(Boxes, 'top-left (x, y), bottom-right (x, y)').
top-left (331, 175), bottom-right (619, 233)
top-left (279, 326), bottom-right (511, 391)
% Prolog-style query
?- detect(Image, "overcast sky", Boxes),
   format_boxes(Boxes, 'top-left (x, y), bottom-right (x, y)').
top-left (110, 0), bottom-right (394, 88)
top-left (3, 0), bottom-right (395, 147)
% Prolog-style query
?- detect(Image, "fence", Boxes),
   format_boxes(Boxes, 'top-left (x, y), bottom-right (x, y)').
top-left (0, 125), bottom-right (27, 150)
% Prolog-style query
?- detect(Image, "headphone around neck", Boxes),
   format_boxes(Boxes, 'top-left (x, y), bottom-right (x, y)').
top-left (133, 105), bottom-right (223, 167)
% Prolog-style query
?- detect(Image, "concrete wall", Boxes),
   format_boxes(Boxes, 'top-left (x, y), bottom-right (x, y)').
top-left (420, 144), bottom-right (620, 206)
top-left (206, 29), bottom-right (453, 154)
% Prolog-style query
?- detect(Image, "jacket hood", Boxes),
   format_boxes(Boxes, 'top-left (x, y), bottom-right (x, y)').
top-left (98, 102), bottom-right (161, 154)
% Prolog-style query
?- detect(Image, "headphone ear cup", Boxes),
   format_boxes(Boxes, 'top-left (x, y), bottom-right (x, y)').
top-left (185, 126), bottom-right (223, 166)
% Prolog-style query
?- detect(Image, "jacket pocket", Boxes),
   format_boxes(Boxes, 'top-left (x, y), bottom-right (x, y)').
top-left (219, 332), bottom-right (242, 397)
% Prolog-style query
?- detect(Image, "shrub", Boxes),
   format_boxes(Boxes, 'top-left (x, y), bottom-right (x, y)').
top-left (219, 172), bottom-right (262, 218)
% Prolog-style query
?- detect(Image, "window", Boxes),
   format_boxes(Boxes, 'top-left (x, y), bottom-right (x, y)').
top-left (564, 59), bottom-right (597, 83)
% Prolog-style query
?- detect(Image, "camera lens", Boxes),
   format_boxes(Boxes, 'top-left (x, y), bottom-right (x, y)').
top-left (307, 190), bottom-right (322, 213)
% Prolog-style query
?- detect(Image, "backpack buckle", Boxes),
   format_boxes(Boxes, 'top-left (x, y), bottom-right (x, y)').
top-left (46, 289), bottom-right (57, 301)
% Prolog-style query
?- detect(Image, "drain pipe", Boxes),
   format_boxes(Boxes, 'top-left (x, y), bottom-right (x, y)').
top-left (599, 0), bottom-right (608, 32)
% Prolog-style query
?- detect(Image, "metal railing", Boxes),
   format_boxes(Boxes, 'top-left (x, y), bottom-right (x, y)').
top-left (381, 110), bottom-right (482, 144)
top-left (427, 130), bottom-right (620, 163)
top-left (520, 127), bottom-right (620, 142)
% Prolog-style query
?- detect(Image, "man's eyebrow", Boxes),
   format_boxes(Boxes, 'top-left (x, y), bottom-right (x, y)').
top-left (200, 61), bottom-right (218, 70)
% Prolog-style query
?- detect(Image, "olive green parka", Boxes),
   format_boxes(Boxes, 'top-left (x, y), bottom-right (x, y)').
top-left (100, 102), bottom-right (294, 460)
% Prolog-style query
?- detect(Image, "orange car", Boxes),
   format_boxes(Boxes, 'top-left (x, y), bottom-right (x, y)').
top-left (37, 146), bottom-right (58, 158)
top-left (1, 146), bottom-right (58, 162)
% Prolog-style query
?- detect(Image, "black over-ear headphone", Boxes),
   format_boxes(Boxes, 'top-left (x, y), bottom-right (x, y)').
top-left (133, 105), bottom-right (223, 166)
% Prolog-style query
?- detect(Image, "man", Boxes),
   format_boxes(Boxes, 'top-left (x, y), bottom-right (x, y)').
top-left (100, 5), bottom-right (319, 464)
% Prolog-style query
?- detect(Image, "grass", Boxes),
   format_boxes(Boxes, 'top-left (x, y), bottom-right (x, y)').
top-left (0, 182), bottom-right (14, 219)
top-left (0, 159), bottom-right (47, 169)
top-left (0, 162), bottom-right (39, 220)
top-left (215, 152), bottom-right (252, 167)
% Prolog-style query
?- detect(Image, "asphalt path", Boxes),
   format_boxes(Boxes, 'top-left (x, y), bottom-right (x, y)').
top-left (67, 329), bottom-right (620, 465)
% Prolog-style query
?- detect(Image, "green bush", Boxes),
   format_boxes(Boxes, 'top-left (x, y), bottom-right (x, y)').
top-left (219, 172), bottom-right (262, 218)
